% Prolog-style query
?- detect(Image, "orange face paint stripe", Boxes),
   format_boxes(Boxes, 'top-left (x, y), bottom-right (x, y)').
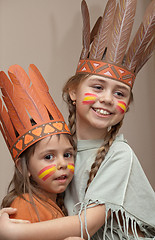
top-left (82, 93), bottom-right (97, 105)
top-left (38, 164), bottom-right (57, 181)
top-left (117, 101), bottom-right (127, 113)
top-left (67, 163), bottom-right (75, 173)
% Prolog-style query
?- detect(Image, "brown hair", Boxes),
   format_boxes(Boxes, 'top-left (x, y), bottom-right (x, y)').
top-left (1, 133), bottom-right (75, 218)
top-left (63, 73), bottom-right (133, 191)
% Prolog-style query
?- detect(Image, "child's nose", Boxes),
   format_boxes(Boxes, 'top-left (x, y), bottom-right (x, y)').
top-left (57, 157), bottom-right (67, 170)
top-left (99, 91), bottom-right (113, 105)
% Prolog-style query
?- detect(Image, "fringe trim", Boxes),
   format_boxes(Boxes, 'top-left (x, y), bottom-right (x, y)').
top-left (74, 200), bottom-right (155, 239)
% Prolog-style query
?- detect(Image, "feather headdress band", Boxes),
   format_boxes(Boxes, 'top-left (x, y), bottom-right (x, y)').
top-left (0, 64), bottom-right (70, 161)
top-left (76, 0), bottom-right (155, 88)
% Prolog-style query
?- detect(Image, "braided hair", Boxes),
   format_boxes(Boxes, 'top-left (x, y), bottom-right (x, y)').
top-left (85, 120), bottom-right (123, 191)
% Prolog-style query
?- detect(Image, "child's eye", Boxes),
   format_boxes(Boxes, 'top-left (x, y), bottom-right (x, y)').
top-left (45, 154), bottom-right (54, 160)
top-left (114, 91), bottom-right (124, 97)
top-left (64, 152), bottom-right (73, 158)
top-left (92, 85), bottom-right (103, 90)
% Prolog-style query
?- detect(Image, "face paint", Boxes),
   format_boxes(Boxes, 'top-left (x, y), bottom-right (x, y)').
top-left (67, 163), bottom-right (75, 174)
top-left (38, 164), bottom-right (57, 181)
top-left (117, 101), bottom-right (127, 113)
top-left (82, 93), bottom-right (97, 105)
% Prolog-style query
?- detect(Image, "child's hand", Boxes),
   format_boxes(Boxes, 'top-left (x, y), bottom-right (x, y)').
top-left (0, 207), bottom-right (17, 216)
top-left (0, 208), bottom-right (30, 224)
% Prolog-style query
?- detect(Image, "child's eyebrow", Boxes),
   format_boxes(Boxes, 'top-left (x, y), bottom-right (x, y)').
top-left (38, 147), bottom-right (74, 155)
top-left (65, 147), bottom-right (74, 152)
top-left (89, 78), bottom-right (130, 92)
top-left (37, 149), bottom-right (54, 156)
top-left (89, 78), bottom-right (106, 83)
top-left (114, 85), bottom-right (130, 92)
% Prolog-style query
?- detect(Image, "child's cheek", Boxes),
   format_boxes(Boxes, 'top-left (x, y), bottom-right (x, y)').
top-left (67, 163), bottom-right (75, 174)
top-left (38, 164), bottom-right (57, 181)
top-left (116, 101), bottom-right (127, 114)
top-left (82, 93), bottom-right (97, 105)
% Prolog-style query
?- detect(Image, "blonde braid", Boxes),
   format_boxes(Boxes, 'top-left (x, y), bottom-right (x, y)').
top-left (64, 92), bottom-right (77, 148)
top-left (62, 73), bottom-right (89, 144)
top-left (85, 119), bottom-right (123, 192)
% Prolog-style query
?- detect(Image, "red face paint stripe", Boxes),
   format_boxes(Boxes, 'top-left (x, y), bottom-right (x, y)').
top-left (117, 101), bottom-right (127, 107)
top-left (82, 101), bottom-right (96, 105)
top-left (117, 101), bottom-right (127, 113)
top-left (82, 93), bottom-right (97, 105)
top-left (84, 93), bottom-right (98, 97)
top-left (42, 170), bottom-right (56, 181)
top-left (38, 165), bottom-right (57, 181)
top-left (38, 164), bottom-right (56, 175)
top-left (117, 106), bottom-right (125, 113)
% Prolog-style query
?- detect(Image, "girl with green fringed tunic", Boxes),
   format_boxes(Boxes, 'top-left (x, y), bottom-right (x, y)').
top-left (64, 0), bottom-right (155, 238)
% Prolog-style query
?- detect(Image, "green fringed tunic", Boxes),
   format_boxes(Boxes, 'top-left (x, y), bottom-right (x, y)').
top-left (65, 135), bottom-right (155, 239)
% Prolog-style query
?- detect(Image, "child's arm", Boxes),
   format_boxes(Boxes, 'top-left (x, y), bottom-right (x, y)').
top-left (0, 205), bottom-right (106, 240)
top-left (0, 208), bottom-right (30, 224)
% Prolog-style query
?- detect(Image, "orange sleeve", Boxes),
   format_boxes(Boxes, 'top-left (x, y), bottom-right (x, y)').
top-left (10, 194), bottom-right (64, 223)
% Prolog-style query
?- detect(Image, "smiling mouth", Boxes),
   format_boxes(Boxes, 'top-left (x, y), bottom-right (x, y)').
top-left (93, 108), bottom-right (112, 116)
top-left (55, 175), bottom-right (67, 180)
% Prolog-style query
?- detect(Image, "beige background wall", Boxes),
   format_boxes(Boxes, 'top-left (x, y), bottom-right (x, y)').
top-left (0, 0), bottom-right (154, 204)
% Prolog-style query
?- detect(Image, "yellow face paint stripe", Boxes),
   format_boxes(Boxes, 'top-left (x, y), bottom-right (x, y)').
top-left (83, 96), bottom-right (97, 101)
top-left (67, 163), bottom-right (75, 173)
top-left (38, 164), bottom-right (57, 181)
top-left (82, 93), bottom-right (97, 105)
top-left (117, 101), bottom-right (127, 113)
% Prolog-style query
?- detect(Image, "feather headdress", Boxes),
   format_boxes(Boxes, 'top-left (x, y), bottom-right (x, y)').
top-left (76, 0), bottom-right (155, 88)
top-left (0, 65), bottom-right (70, 161)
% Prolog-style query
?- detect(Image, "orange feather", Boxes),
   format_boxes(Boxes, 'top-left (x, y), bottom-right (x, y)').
top-left (28, 64), bottom-right (64, 121)
top-left (0, 98), bottom-right (16, 147)
top-left (0, 71), bottom-right (31, 134)
top-left (8, 65), bottom-right (49, 124)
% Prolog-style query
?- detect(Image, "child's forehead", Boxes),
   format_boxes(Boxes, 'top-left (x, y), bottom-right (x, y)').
top-left (35, 134), bottom-right (73, 151)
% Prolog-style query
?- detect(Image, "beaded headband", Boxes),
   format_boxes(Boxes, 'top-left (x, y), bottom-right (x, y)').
top-left (76, 0), bottom-right (155, 88)
top-left (0, 64), bottom-right (71, 161)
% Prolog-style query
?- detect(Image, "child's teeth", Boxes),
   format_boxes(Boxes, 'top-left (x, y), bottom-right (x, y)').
top-left (96, 109), bottom-right (109, 115)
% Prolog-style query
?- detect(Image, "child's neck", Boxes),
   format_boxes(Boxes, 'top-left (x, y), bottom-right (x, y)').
top-left (76, 122), bottom-right (107, 140)
top-left (37, 189), bottom-right (57, 203)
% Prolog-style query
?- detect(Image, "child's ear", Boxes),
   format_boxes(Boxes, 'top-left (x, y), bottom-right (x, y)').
top-left (15, 158), bottom-right (31, 177)
top-left (69, 88), bottom-right (77, 101)
top-left (15, 158), bottom-right (22, 174)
